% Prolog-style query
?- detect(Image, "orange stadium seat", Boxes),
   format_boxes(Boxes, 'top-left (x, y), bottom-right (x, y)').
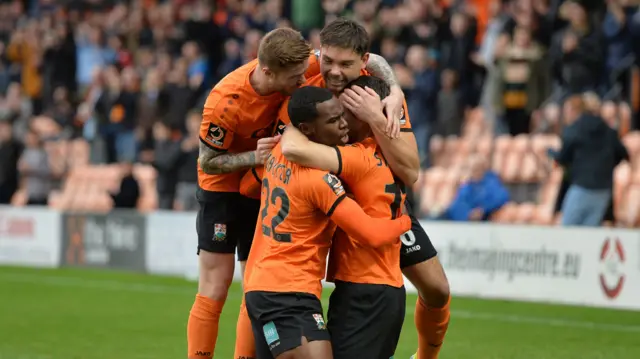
top-left (502, 135), bottom-right (529, 183)
top-left (419, 167), bottom-right (446, 215)
top-left (491, 135), bottom-right (511, 176)
top-left (429, 135), bottom-right (445, 167)
top-left (490, 202), bottom-right (518, 223)
top-left (476, 135), bottom-right (493, 158)
top-left (513, 202), bottom-right (537, 224)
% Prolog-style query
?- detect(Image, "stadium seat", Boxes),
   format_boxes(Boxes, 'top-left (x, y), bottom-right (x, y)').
top-left (491, 135), bottom-right (511, 177)
top-left (429, 135), bottom-right (445, 167)
top-left (513, 202), bottom-right (537, 224)
top-left (490, 202), bottom-right (517, 223)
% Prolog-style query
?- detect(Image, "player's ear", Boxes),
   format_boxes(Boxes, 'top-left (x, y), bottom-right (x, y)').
top-left (262, 66), bottom-right (274, 77)
top-left (361, 53), bottom-right (370, 70)
top-left (297, 123), bottom-right (314, 137)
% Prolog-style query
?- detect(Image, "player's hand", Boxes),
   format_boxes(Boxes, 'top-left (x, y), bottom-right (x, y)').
top-left (340, 85), bottom-right (383, 123)
top-left (255, 135), bottom-right (281, 164)
top-left (382, 87), bottom-right (405, 139)
top-left (282, 125), bottom-right (310, 149)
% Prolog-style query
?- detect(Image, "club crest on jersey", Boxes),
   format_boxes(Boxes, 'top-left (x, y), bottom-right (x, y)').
top-left (313, 314), bottom-right (326, 330)
top-left (213, 224), bottom-right (226, 241)
top-left (205, 124), bottom-right (227, 147)
top-left (322, 173), bottom-right (345, 196)
top-left (399, 107), bottom-right (406, 125)
top-left (274, 119), bottom-right (287, 135)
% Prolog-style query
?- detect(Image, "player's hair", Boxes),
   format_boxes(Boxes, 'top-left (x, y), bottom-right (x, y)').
top-left (319, 18), bottom-right (370, 56)
top-left (258, 28), bottom-right (311, 72)
top-left (344, 76), bottom-right (390, 100)
top-left (288, 86), bottom-right (334, 127)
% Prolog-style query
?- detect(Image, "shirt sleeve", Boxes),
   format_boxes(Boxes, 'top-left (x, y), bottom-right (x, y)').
top-left (304, 51), bottom-right (321, 79)
top-left (400, 100), bottom-right (412, 132)
top-left (305, 171), bottom-right (348, 216)
top-left (199, 91), bottom-right (240, 151)
top-left (334, 144), bottom-right (370, 184)
top-left (239, 168), bottom-right (263, 199)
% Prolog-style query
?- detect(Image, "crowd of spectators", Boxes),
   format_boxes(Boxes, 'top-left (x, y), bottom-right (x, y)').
top-left (0, 0), bottom-right (639, 225)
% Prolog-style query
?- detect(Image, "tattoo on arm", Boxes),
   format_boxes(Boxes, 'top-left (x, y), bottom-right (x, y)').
top-left (199, 142), bottom-right (257, 175)
top-left (366, 54), bottom-right (399, 87)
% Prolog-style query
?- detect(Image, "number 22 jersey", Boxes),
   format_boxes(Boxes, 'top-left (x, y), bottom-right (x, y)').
top-left (244, 143), bottom-right (411, 299)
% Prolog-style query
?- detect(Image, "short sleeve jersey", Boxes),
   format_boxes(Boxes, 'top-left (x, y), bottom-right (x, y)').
top-left (244, 143), bottom-right (348, 299)
top-left (325, 138), bottom-right (406, 287)
top-left (199, 54), bottom-right (321, 193)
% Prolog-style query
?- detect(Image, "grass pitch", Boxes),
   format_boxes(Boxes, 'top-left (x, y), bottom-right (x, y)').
top-left (1, 266), bottom-right (639, 359)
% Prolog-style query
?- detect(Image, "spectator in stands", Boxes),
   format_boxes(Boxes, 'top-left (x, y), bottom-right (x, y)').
top-left (18, 128), bottom-right (50, 205)
top-left (551, 95), bottom-right (629, 226)
top-left (0, 120), bottom-right (21, 204)
top-left (94, 66), bottom-right (138, 163)
top-left (492, 25), bottom-right (549, 135)
top-left (110, 161), bottom-right (139, 209)
top-left (75, 24), bottom-right (115, 92)
top-left (41, 23), bottom-right (77, 106)
top-left (137, 68), bottom-right (162, 151)
top-left (436, 69), bottom-right (463, 137)
top-left (158, 58), bottom-right (201, 133)
top-left (403, 45), bottom-right (439, 160)
top-left (6, 23), bottom-right (43, 113)
top-left (148, 122), bottom-right (182, 210)
top-left (43, 87), bottom-right (74, 131)
top-left (0, 82), bottom-right (32, 140)
top-left (549, 0), bottom-right (604, 97)
top-left (175, 111), bottom-right (200, 211)
top-left (602, 0), bottom-right (636, 95)
top-left (441, 11), bottom-right (479, 108)
top-left (446, 154), bottom-right (510, 222)
top-left (0, 41), bottom-right (11, 94)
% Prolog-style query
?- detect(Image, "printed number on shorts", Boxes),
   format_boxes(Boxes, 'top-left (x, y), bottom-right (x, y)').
top-left (400, 230), bottom-right (416, 247)
top-left (260, 178), bottom-right (292, 242)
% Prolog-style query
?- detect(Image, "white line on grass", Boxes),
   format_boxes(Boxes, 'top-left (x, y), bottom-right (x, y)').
top-left (2, 272), bottom-right (640, 334)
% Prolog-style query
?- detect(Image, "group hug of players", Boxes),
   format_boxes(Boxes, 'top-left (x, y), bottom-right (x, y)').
top-left (188, 18), bottom-right (451, 359)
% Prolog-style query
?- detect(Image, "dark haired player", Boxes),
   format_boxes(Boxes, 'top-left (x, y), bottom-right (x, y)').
top-left (243, 86), bottom-right (412, 359)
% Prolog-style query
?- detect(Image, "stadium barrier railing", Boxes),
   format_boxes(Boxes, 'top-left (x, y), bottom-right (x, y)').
top-left (1, 206), bottom-right (638, 310)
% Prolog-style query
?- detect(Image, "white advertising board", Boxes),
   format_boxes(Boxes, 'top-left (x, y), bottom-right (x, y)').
top-left (0, 206), bottom-right (61, 267)
top-left (416, 221), bottom-right (640, 310)
top-left (146, 211), bottom-right (196, 276)
top-left (145, 211), bottom-right (241, 281)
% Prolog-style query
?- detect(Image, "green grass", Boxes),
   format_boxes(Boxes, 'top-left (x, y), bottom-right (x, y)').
top-left (1, 266), bottom-right (640, 359)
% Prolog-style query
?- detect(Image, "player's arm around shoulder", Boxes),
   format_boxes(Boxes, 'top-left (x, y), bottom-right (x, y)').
top-left (280, 126), bottom-right (341, 173)
top-left (307, 171), bottom-right (411, 248)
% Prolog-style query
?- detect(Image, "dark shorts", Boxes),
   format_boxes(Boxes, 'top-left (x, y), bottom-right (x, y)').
top-left (195, 186), bottom-right (260, 261)
top-left (246, 291), bottom-right (330, 359)
top-left (399, 214), bottom-right (438, 269)
top-left (327, 281), bottom-right (406, 359)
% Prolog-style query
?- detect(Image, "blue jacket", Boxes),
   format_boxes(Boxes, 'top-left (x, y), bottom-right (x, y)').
top-left (447, 171), bottom-right (510, 221)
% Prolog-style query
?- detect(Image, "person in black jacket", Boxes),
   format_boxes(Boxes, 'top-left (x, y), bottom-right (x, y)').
top-left (149, 122), bottom-right (182, 210)
top-left (551, 95), bottom-right (629, 226)
top-left (110, 161), bottom-right (140, 209)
